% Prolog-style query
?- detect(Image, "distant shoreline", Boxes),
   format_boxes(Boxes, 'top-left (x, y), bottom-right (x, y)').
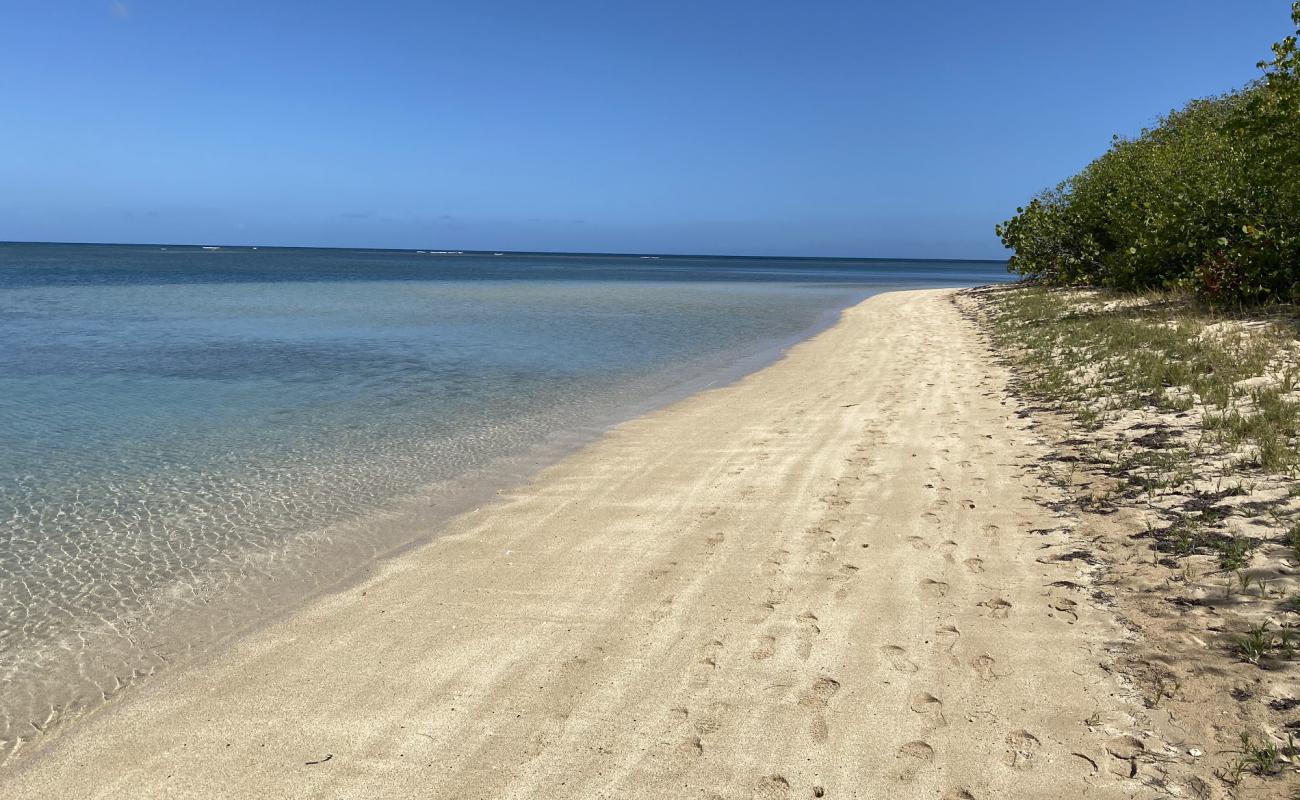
top-left (0, 239), bottom-right (1009, 265)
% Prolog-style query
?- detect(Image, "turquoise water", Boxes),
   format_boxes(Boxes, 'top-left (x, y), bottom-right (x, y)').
top-left (0, 243), bottom-right (1006, 756)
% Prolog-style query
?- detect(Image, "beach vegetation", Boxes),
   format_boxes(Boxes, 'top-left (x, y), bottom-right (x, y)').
top-left (973, 282), bottom-right (1300, 684)
top-left (981, 286), bottom-right (1300, 476)
top-left (997, 3), bottom-right (1300, 306)
top-left (970, 277), bottom-right (1300, 794)
top-left (1226, 731), bottom-right (1292, 780)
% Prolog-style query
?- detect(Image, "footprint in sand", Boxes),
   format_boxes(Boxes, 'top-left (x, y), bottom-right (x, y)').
top-left (799, 676), bottom-right (841, 742)
top-left (798, 676), bottom-right (841, 709)
top-left (963, 557), bottom-right (985, 574)
top-left (751, 634), bottom-right (777, 661)
top-left (1005, 730), bottom-right (1042, 770)
top-left (690, 702), bottom-right (730, 735)
top-left (880, 645), bottom-right (919, 673)
top-left (894, 740), bottom-right (935, 781)
top-left (906, 536), bottom-right (931, 550)
top-left (755, 774), bottom-right (791, 799)
top-left (808, 715), bottom-right (830, 742)
top-left (920, 578), bottom-right (949, 598)
top-left (909, 692), bottom-right (947, 728)
top-left (753, 586), bottom-right (792, 621)
top-left (679, 735), bottom-right (704, 757)
top-left (980, 524), bottom-right (1000, 537)
top-left (934, 624), bottom-right (961, 651)
top-left (763, 558), bottom-right (786, 576)
top-left (977, 597), bottom-right (1013, 619)
top-left (831, 563), bottom-right (858, 593)
top-left (795, 612), bottom-right (821, 659)
top-left (699, 639), bottom-right (724, 668)
top-left (970, 653), bottom-right (1001, 681)
top-left (807, 524), bottom-right (835, 541)
top-left (813, 547), bottom-right (836, 567)
top-left (938, 539), bottom-right (958, 553)
top-left (649, 596), bottom-right (675, 624)
top-left (942, 790), bottom-right (976, 800)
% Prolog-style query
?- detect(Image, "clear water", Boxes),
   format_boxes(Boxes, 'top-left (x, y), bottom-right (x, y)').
top-left (0, 242), bottom-right (1006, 757)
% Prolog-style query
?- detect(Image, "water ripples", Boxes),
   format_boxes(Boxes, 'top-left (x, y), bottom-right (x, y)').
top-left (0, 247), bottom-right (1006, 762)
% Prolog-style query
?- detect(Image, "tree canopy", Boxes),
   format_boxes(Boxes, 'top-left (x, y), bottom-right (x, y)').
top-left (998, 3), bottom-right (1300, 305)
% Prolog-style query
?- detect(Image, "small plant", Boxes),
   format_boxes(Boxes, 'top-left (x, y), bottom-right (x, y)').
top-left (1171, 521), bottom-right (1204, 556)
top-left (1218, 537), bottom-right (1254, 572)
top-left (1146, 672), bottom-right (1180, 708)
top-left (1234, 622), bottom-right (1299, 663)
top-left (1237, 570), bottom-right (1258, 597)
top-left (1228, 731), bottom-right (1286, 779)
top-left (1237, 622), bottom-right (1274, 663)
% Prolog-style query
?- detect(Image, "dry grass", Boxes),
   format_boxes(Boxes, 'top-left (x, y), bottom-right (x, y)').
top-left (965, 284), bottom-right (1300, 794)
top-left (984, 286), bottom-right (1300, 473)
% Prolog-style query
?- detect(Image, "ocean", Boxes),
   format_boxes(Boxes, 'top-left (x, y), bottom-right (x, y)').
top-left (0, 242), bottom-right (1006, 757)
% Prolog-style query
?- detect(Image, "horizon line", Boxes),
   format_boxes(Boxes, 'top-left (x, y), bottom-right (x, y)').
top-left (0, 239), bottom-right (1010, 265)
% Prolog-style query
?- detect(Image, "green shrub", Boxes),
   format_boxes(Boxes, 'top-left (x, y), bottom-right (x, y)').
top-left (998, 3), bottom-right (1300, 306)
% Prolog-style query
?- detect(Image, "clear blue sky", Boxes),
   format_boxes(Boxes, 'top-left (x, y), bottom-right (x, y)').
top-left (1, 1), bottom-right (1292, 258)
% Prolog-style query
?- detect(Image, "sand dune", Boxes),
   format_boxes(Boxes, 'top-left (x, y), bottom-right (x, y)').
top-left (2, 290), bottom-right (1163, 798)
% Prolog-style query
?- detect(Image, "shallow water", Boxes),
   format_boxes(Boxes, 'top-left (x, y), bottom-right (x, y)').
top-left (0, 243), bottom-right (1006, 757)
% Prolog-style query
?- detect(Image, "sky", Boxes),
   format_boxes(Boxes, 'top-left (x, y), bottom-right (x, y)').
top-left (0, 1), bottom-right (1293, 258)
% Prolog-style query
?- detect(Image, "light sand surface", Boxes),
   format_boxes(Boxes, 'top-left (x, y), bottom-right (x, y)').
top-left (3, 290), bottom-right (1158, 798)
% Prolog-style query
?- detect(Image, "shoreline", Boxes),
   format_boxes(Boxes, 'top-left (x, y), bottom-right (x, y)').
top-left (2, 288), bottom-right (1189, 797)
top-left (0, 283), bottom-right (878, 767)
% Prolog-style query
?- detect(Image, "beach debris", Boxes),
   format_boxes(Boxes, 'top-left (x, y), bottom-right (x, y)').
top-left (305, 753), bottom-right (333, 765)
top-left (1072, 751), bottom-right (1100, 775)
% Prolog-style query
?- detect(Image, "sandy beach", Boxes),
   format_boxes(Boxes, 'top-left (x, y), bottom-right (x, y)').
top-left (2, 289), bottom-right (1165, 798)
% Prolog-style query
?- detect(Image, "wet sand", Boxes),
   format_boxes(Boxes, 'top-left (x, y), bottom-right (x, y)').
top-left (2, 289), bottom-right (1153, 798)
